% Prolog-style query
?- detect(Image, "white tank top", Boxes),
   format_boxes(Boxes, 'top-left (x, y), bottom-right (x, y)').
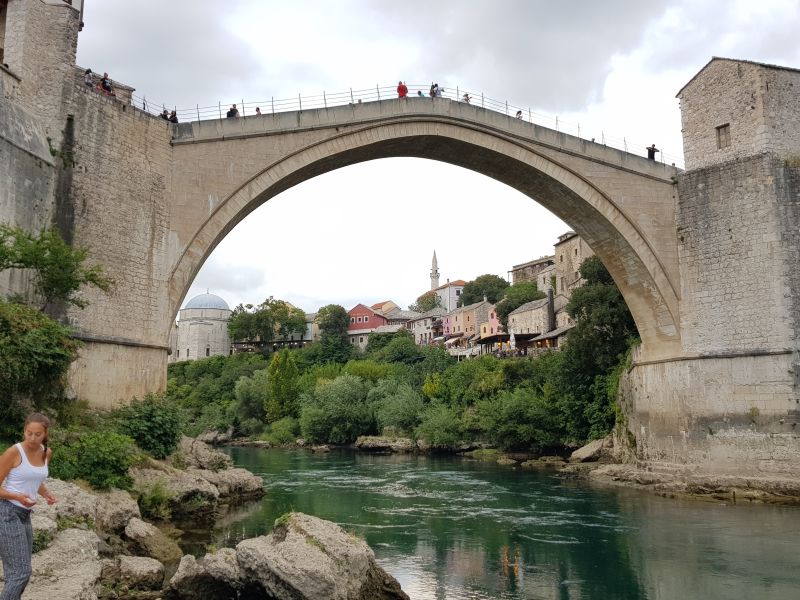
top-left (3, 443), bottom-right (48, 510)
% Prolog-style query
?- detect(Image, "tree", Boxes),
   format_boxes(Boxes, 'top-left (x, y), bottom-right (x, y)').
top-left (265, 349), bottom-right (300, 422)
top-left (313, 304), bottom-right (354, 364)
top-left (495, 281), bottom-right (545, 331)
top-left (459, 274), bottom-right (508, 306)
top-left (559, 255), bottom-right (638, 442)
top-left (0, 225), bottom-right (111, 310)
top-left (228, 297), bottom-right (306, 343)
top-left (408, 291), bottom-right (442, 312)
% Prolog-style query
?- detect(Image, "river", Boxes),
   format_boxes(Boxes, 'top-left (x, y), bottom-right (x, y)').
top-left (179, 447), bottom-right (799, 599)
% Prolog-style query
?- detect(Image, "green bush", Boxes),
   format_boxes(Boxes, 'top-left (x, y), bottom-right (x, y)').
top-left (233, 369), bottom-right (269, 425)
top-left (50, 430), bottom-right (136, 490)
top-left (0, 299), bottom-right (79, 440)
top-left (369, 379), bottom-right (424, 435)
top-left (299, 374), bottom-right (375, 444)
top-left (115, 394), bottom-right (182, 459)
top-left (262, 416), bottom-right (299, 445)
top-left (416, 403), bottom-right (464, 449)
top-left (476, 388), bottom-right (562, 451)
top-left (136, 480), bottom-right (173, 520)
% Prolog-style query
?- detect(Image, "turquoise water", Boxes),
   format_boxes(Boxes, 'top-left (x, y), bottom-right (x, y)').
top-left (185, 447), bottom-right (799, 599)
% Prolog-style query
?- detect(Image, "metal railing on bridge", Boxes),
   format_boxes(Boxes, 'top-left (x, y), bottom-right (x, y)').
top-left (132, 83), bottom-right (684, 168)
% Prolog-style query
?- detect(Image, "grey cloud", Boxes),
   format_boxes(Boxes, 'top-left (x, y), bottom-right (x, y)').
top-left (358, 0), bottom-right (670, 110)
top-left (77, 1), bottom-right (260, 109)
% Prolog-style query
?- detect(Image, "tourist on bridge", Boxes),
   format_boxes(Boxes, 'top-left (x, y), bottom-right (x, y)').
top-left (0, 413), bottom-right (57, 600)
top-left (462, 92), bottom-right (471, 104)
top-left (255, 107), bottom-right (262, 116)
top-left (160, 109), bottom-right (169, 120)
top-left (83, 68), bottom-right (93, 89)
top-left (429, 83), bottom-right (437, 97)
top-left (397, 81), bottom-right (408, 98)
top-left (169, 110), bottom-right (178, 123)
top-left (515, 110), bottom-right (523, 119)
top-left (99, 72), bottom-right (114, 96)
top-left (647, 143), bottom-right (660, 160)
top-left (226, 104), bottom-right (239, 118)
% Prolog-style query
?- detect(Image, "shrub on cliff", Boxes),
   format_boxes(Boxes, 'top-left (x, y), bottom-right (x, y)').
top-left (115, 394), bottom-right (182, 459)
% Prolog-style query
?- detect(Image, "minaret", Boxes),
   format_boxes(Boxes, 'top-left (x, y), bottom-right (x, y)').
top-left (430, 250), bottom-right (440, 290)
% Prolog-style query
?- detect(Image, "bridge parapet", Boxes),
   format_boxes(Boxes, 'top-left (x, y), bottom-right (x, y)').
top-left (172, 98), bottom-right (679, 182)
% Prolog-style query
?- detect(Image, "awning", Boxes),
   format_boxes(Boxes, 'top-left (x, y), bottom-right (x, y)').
top-left (445, 337), bottom-right (462, 346)
top-left (431, 336), bottom-right (445, 342)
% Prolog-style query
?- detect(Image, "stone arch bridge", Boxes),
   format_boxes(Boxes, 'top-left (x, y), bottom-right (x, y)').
top-left (31, 86), bottom-right (800, 481)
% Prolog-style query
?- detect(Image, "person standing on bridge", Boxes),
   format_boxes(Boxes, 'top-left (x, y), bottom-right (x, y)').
top-left (397, 81), bottom-right (408, 98)
top-left (226, 104), bottom-right (239, 118)
top-left (647, 144), bottom-right (659, 160)
top-left (0, 413), bottom-right (57, 600)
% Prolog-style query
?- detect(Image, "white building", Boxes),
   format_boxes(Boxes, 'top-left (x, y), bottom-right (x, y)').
top-left (169, 292), bottom-right (232, 362)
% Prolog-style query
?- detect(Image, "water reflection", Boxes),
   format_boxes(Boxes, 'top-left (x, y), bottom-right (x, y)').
top-left (179, 448), bottom-right (799, 599)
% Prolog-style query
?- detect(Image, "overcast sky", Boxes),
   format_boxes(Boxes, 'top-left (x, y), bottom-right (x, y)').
top-left (76, 0), bottom-right (800, 314)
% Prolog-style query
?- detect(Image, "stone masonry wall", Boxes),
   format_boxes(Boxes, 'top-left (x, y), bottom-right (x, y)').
top-left (676, 154), bottom-right (794, 354)
top-left (679, 59), bottom-right (800, 170)
top-left (4, 0), bottom-right (80, 143)
top-left (0, 71), bottom-right (58, 299)
top-left (59, 84), bottom-right (173, 406)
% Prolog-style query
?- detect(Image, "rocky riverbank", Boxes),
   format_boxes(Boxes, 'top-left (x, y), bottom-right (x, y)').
top-left (0, 437), bottom-right (408, 600)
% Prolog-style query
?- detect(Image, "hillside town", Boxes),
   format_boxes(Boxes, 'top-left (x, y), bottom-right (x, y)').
top-left (169, 230), bottom-right (594, 363)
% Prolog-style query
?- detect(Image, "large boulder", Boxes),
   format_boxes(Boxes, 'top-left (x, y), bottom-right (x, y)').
top-left (101, 555), bottom-right (165, 591)
top-left (189, 467), bottom-right (264, 498)
top-left (355, 436), bottom-right (415, 453)
top-left (22, 528), bottom-right (104, 600)
top-left (196, 427), bottom-right (234, 445)
top-left (166, 549), bottom-right (244, 600)
top-left (236, 512), bottom-right (409, 600)
top-left (124, 517), bottom-right (183, 565)
top-left (35, 479), bottom-right (98, 526)
top-left (130, 464), bottom-right (220, 518)
top-left (177, 436), bottom-right (233, 471)
top-left (95, 488), bottom-right (141, 533)
top-left (569, 435), bottom-right (614, 463)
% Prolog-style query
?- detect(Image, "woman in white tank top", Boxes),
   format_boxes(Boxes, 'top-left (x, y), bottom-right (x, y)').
top-left (0, 413), bottom-right (57, 600)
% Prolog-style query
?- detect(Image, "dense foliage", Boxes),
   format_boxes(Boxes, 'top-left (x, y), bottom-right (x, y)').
top-left (162, 257), bottom-right (637, 453)
top-left (114, 394), bottom-right (182, 459)
top-left (50, 430), bottom-right (136, 489)
top-left (408, 291), bottom-right (442, 312)
top-left (228, 297), bottom-right (306, 343)
top-left (0, 226), bottom-right (111, 443)
top-left (0, 225), bottom-right (111, 310)
top-left (459, 274), bottom-right (509, 306)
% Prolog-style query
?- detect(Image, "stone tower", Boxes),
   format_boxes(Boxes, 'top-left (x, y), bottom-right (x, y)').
top-left (430, 250), bottom-right (440, 290)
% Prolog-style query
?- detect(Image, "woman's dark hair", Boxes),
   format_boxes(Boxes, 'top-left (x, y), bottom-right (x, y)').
top-left (24, 413), bottom-right (51, 461)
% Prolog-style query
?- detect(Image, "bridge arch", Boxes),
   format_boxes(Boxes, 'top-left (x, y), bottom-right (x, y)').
top-left (169, 114), bottom-right (680, 359)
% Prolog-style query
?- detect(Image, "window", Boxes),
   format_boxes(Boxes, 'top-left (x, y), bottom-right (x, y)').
top-left (359, 336), bottom-right (364, 343)
top-left (559, 254), bottom-right (563, 262)
top-left (575, 248), bottom-right (578, 256)
top-left (716, 123), bottom-right (731, 149)
top-left (364, 316), bottom-right (369, 323)
top-left (351, 338), bottom-right (355, 344)
top-left (205, 347), bottom-right (210, 357)
top-left (357, 316), bottom-right (362, 323)
top-left (176, 349), bottom-right (179, 358)
top-left (186, 348), bottom-right (189, 357)
top-left (350, 317), bottom-right (355, 323)
top-left (456, 290), bottom-right (461, 296)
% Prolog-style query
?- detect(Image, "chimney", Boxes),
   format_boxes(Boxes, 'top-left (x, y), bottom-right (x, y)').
top-left (546, 289), bottom-right (556, 332)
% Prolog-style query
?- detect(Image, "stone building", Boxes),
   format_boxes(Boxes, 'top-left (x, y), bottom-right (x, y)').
top-left (677, 57), bottom-right (800, 170)
top-left (169, 292), bottom-right (231, 363)
top-left (410, 307), bottom-right (446, 345)
top-left (554, 231), bottom-right (594, 298)
top-left (509, 255), bottom-right (555, 285)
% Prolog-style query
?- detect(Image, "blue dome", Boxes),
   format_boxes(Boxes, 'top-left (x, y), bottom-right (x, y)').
top-left (184, 293), bottom-right (230, 311)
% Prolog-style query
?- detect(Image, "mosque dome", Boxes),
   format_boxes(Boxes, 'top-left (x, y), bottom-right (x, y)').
top-left (184, 292), bottom-right (231, 311)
